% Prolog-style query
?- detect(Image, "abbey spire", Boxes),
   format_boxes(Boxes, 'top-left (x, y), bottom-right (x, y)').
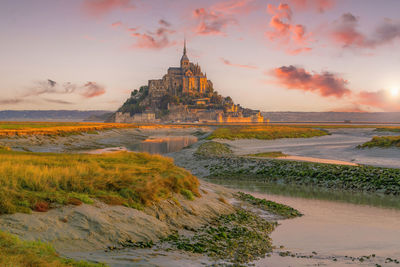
top-left (180, 38), bottom-right (189, 68)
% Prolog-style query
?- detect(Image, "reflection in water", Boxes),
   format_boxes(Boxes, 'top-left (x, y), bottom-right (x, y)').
top-left (129, 136), bottom-right (198, 154)
top-left (205, 179), bottom-right (400, 210)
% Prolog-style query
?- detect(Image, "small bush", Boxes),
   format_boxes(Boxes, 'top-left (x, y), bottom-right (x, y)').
top-left (180, 189), bottom-right (195, 200)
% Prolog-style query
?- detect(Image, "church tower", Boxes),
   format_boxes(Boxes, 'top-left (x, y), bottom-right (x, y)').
top-left (180, 39), bottom-right (189, 69)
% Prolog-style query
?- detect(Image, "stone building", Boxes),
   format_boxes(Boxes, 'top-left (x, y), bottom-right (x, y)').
top-left (148, 40), bottom-right (212, 107)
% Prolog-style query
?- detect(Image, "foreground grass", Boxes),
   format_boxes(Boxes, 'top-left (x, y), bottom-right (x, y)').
top-left (208, 157), bottom-right (400, 195)
top-left (0, 148), bottom-right (199, 214)
top-left (246, 151), bottom-right (288, 158)
top-left (359, 136), bottom-right (400, 148)
top-left (207, 126), bottom-right (328, 140)
top-left (236, 192), bottom-right (302, 218)
top-left (194, 141), bottom-right (233, 158)
top-left (163, 209), bottom-right (277, 264)
top-left (0, 231), bottom-right (105, 267)
top-left (0, 122), bottom-right (135, 137)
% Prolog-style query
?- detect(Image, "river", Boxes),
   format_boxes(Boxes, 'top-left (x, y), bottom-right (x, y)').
top-left (207, 179), bottom-right (400, 266)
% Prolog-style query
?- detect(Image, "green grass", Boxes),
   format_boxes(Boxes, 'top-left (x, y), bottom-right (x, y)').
top-left (163, 209), bottom-right (277, 264)
top-left (236, 192), bottom-right (302, 218)
top-left (375, 127), bottom-right (400, 133)
top-left (194, 141), bottom-right (233, 158)
top-left (0, 230), bottom-right (105, 267)
top-left (0, 149), bottom-right (199, 215)
top-left (359, 136), bottom-right (400, 148)
top-left (207, 126), bottom-right (328, 140)
top-left (246, 151), bottom-right (287, 158)
top-left (208, 157), bottom-right (400, 195)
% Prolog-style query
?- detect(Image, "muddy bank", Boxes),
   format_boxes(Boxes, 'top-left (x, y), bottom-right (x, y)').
top-left (0, 126), bottom-right (212, 153)
top-left (0, 182), bottom-right (234, 253)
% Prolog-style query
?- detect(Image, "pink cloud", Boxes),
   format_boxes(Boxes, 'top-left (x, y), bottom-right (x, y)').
top-left (191, 0), bottom-right (257, 36)
top-left (270, 65), bottom-right (400, 111)
top-left (81, 82), bottom-right (106, 98)
top-left (220, 58), bottom-right (258, 69)
top-left (331, 13), bottom-right (400, 49)
top-left (212, 0), bottom-right (257, 15)
top-left (287, 0), bottom-right (335, 13)
top-left (270, 65), bottom-right (351, 98)
top-left (83, 0), bottom-right (135, 17)
top-left (356, 90), bottom-right (400, 111)
top-left (130, 20), bottom-right (176, 49)
top-left (111, 21), bottom-right (123, 28)
top-left (266, 3), bottom-right (312, 55)
top-left (193, 8), bottom-right (236, 35)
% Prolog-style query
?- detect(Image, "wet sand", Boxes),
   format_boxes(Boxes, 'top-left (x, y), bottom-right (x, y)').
top-left (218, 128), bottom-right (400, 168)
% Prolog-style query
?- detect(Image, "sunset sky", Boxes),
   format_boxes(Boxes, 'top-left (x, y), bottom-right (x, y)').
top-left (1, 0), bottom-right (400, 112)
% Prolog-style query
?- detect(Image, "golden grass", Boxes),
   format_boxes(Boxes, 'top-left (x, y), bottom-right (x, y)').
top-left (0, 230), bottom-right (105, 267)
top-left (0, 122), bottom-right (135, 137)
top-left (207, 126), bottom-right (328, 140)
top-left (0, 149), bottom-right (199, 214)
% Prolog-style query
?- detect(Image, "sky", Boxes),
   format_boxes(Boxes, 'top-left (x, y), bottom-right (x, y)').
top-left (1, 0), bottom-right (400, 112)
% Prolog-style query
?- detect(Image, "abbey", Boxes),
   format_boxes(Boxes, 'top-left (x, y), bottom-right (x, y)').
top-left (148, 40), bottom-right (213, 107)
top-left (114, 41), bottom-right (264, 123)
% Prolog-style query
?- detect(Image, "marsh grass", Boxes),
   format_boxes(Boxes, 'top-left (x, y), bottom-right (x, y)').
top-left (194, 141), bottom-right (233, 158)
top-left (0, 122), bottom-right (135, 137)
top-left (207, 126), bottom-right (328, 140)
top-left (0, 230), bottom-right (105, 267)
top-left (359, 136), bottom-right (400, 148)
top-left (246, 151), bottom-right (287, 158)
top-left (0, 149), bottom-right (199, 214)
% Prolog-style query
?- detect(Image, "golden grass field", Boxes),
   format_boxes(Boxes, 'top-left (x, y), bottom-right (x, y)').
top-left (0, 147), bottom-right (199, 215)
top-left (0, 122), bottom-right (137, 136)
top-left (207, 125), bottom-right (328, 140)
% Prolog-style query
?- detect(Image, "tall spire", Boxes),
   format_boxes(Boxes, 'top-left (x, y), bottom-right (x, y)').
top-left (183, 37), bottom-right (187, 56)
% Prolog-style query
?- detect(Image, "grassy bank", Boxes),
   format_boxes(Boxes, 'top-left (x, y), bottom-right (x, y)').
top-left (359, 136), bottom-right (400, 148)
top-left (375, 127), bottom-right (400, 133)
top-left (0, 148), bottom-right (199, 214)
top-left (207, 157), bottom-right (400, 195)
top-left (163, 209), bottom-right (277, 264)
top-left (246, 151), bottom-right (287, 158)
top-left (0, 231), bottom-right (104, 267)
top-left (236, 192), bottom-right (302, 218)
top-left (207, 126), bottom-right (328, 140)
top-left (0, 122), bottom-right (135, 137)
top-left (194, 141), bottom-right (233, 158)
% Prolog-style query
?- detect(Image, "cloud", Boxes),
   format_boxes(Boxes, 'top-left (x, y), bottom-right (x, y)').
top-left (130, 20), bottom-right (176, 49)
top-left (159, 19), bottom-right (171, 27)
top-left (111, 21), bottom-right (123, 28)
top-left (0, 98), bottom-right (24, 105)
top-left (212, 0), bottom-right (257, 15)
top-left (287, 0), bottom-right (335, 13)
top-left (220, 58), bottom-right (258, 69)
top-left (331, 13), bottom-right (400, 49)
top-left (330, 105), bottom-right (366, 113)
top-left (266, 3), bottom-right (312, 54)
top-left (269, 65), bottom-right (400, 111)
top-left (83, 0), bottom-right (135, 17)
top-left (44, 98), bottom-right (74, 105)
top-left (193, 8), bottom-right (236, 36)
top-left (356, 90), bottom-right (400, 111)
top-left (81, 82), bottom-right (106, 98)
top-left (270, 65), bottom-right (351, 98)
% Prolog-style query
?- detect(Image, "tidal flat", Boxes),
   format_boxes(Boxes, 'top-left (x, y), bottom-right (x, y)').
top-left (0, 125), bottom-right (399, 266)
